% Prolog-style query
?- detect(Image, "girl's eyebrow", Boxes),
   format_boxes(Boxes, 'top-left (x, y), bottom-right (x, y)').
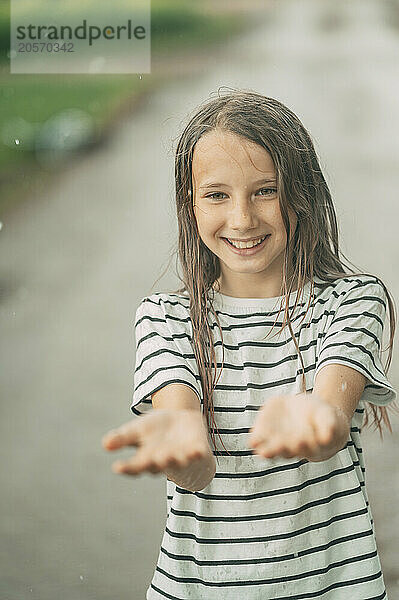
top-left (199, 177), bottom-right (277, 190)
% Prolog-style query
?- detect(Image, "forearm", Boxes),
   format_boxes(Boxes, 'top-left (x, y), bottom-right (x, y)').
top-left (165, 449), bottom-right (216, 492)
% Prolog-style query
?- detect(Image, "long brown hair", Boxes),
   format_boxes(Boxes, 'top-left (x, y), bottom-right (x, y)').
top-left (155, 88), bottom-right (397, 452)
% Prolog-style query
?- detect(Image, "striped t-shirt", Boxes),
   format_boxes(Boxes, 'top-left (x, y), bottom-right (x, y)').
top-left (131, 274), bottom-right (396, 600)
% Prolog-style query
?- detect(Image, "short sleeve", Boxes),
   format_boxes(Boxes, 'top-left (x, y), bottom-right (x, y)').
top-left (130, 295), bottom-right (202, 416)
top-left (315, 278), bottom-right (397, 407)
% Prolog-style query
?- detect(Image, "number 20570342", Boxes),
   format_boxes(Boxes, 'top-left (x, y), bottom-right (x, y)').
top-left (17, 42), bottom-right (74, 53)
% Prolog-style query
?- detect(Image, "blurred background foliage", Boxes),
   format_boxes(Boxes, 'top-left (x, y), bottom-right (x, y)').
top-left (0, 0), bottom-right (245, 211)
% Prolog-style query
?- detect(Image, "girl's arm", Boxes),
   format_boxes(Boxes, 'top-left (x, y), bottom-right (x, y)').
top-left (102, 384), bottom-right (216, 492)
top-left (152, 383), bottom-right (216, 490)
top-left (308, 362), bottom-right (366, 460)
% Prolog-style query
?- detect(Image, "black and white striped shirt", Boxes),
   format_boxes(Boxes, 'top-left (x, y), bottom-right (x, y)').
top-left (131, 275), bottom-right (396, 599)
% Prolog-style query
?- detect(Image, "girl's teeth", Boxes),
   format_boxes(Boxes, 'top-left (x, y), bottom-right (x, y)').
top-left (227, 235), bottom-right (266, 249)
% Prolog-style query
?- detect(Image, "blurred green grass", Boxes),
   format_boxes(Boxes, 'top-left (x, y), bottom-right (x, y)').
top-left (0, 1), bottom-right (244, 187)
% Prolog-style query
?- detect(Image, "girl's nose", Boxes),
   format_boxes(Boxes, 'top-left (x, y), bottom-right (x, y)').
top-left (228, 198), bottom-right (257, 230)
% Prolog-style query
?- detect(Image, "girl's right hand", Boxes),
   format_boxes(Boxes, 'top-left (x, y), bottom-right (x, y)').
top-left (102, 409), bottom-right (214, 477)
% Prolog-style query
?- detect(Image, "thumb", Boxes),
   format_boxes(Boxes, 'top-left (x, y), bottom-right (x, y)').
top-left (102, 421), bottom-right (141, 450)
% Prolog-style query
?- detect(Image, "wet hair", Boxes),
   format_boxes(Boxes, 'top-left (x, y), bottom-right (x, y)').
top-left (154, 88), bottom-right (397, 454)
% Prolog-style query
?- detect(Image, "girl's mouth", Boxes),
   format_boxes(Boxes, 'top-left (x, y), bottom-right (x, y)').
top-left (222, 235), bottom-right (271, 256)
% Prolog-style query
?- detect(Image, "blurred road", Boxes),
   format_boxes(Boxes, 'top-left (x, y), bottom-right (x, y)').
top-left (1, 0), bottom-right (398, 598)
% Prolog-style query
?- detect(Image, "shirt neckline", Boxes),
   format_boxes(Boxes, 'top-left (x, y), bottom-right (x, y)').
top-left (207, 279), bottom-right (313, 311)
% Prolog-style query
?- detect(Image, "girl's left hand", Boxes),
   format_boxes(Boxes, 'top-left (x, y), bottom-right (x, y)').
top-left (248, 393), bottom-right (349, 461)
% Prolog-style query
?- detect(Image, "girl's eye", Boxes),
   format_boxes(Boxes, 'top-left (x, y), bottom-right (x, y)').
top-left (257, 187), bottom-right (277, 196)
top-left (205, 192), bottom-right (227, 200)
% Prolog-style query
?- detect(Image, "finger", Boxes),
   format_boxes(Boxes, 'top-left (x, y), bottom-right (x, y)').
top-left (151, 448), bottom-right (182, 471)
top-left (102, 422), bottom-right (141, 451)
top-left (112, 449), bottom-right (157, 475)
top-left (255, 436), bottom-right (285, 458)
top-left (248, 423), bottom-right (272, 448)
top-left (258, 432), bottom-right (312, 460)
top-left (161, 445), bottom-right (204, 470)
top-left (153, 454), bottom-right (178, 471)
top-left (248, 431), bottom-right (264, 448)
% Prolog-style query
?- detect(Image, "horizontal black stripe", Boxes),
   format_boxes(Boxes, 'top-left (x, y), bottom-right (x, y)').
top-left (212, 425), bottom-right (359, 435)
top-left (134, 358), bottom-right (198, 392)
top-left (135, 349), bottom-right (317, 389)
top-left (342, 291), bottom-right (386, 309)
top-left (160, 527), bottom-right (373, 566)
top-left (137, 304), bottom-right (333, 334)
top-left (150, 582), bottom-right (185, 600)
top-left (170, 484), bottom-right (362, 523)
top-left (135, 327), bottom-right (318, 359)
top-left (151, 570), bottom-right (385, 600)
top-left (337, 308), bottom-right (383, 330)
top-left (366, 383), bottom-right (391, 394)
top-left (211, 362), bottom-right (317, 393)
top-left (364, 592), bottom-right (387, 600)
top-left (156, 549), bottom-right (377, 587)
top-left (215, 458), bottom-right (308, 478)
top-left (213, 449), bottom-right (257, 456)
top-left (136, 327), bottom-right (187, 348)
top-left (131, 379), bottom-right (200, 414)
top-left (322, 324), bottom-right (381, 350)
top-left (211, 426), bottom-right (251, 434)
top-left (134, 344), bottom-right (196, 376)
top-left (211, 441), bottom-right (358, 458)
top-left (134, 355), bottom-right (319, 397)
top-left (212, 404), bottom-right (267, 412)
top-left (261, 569), bottom-right (384, 600)
top-left (140, 293), bottom-right (314, 324)
top-left (319, 339), bottom-right (385, 378)
top-left (131, 405), bottom-right (147, 416)
top-left (165, 506), bottom-right (368, 545)
top-left (213, 440), bottom-right (363, 462)
top-left (176, 462), bottom-right (358, 501)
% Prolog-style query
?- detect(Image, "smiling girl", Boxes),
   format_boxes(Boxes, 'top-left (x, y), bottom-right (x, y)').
top-left (103, 90), bottom-right (397, 599)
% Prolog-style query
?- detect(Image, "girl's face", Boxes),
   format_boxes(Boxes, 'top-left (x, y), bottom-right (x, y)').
top-left (192, 129), bottom-right (297, 298)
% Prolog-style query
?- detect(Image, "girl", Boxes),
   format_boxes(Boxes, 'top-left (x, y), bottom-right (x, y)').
top-left (103, 90), bottom-right (397, 599)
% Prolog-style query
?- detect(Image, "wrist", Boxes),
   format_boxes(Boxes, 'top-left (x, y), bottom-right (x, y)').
top-left (165, 449), bottom-right (216, 492)
top-left (307, 405), bottom-right (350, 462)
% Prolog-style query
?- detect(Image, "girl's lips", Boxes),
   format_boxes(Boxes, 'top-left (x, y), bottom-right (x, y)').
top-left (222, 235), bottom-right (271, 256)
